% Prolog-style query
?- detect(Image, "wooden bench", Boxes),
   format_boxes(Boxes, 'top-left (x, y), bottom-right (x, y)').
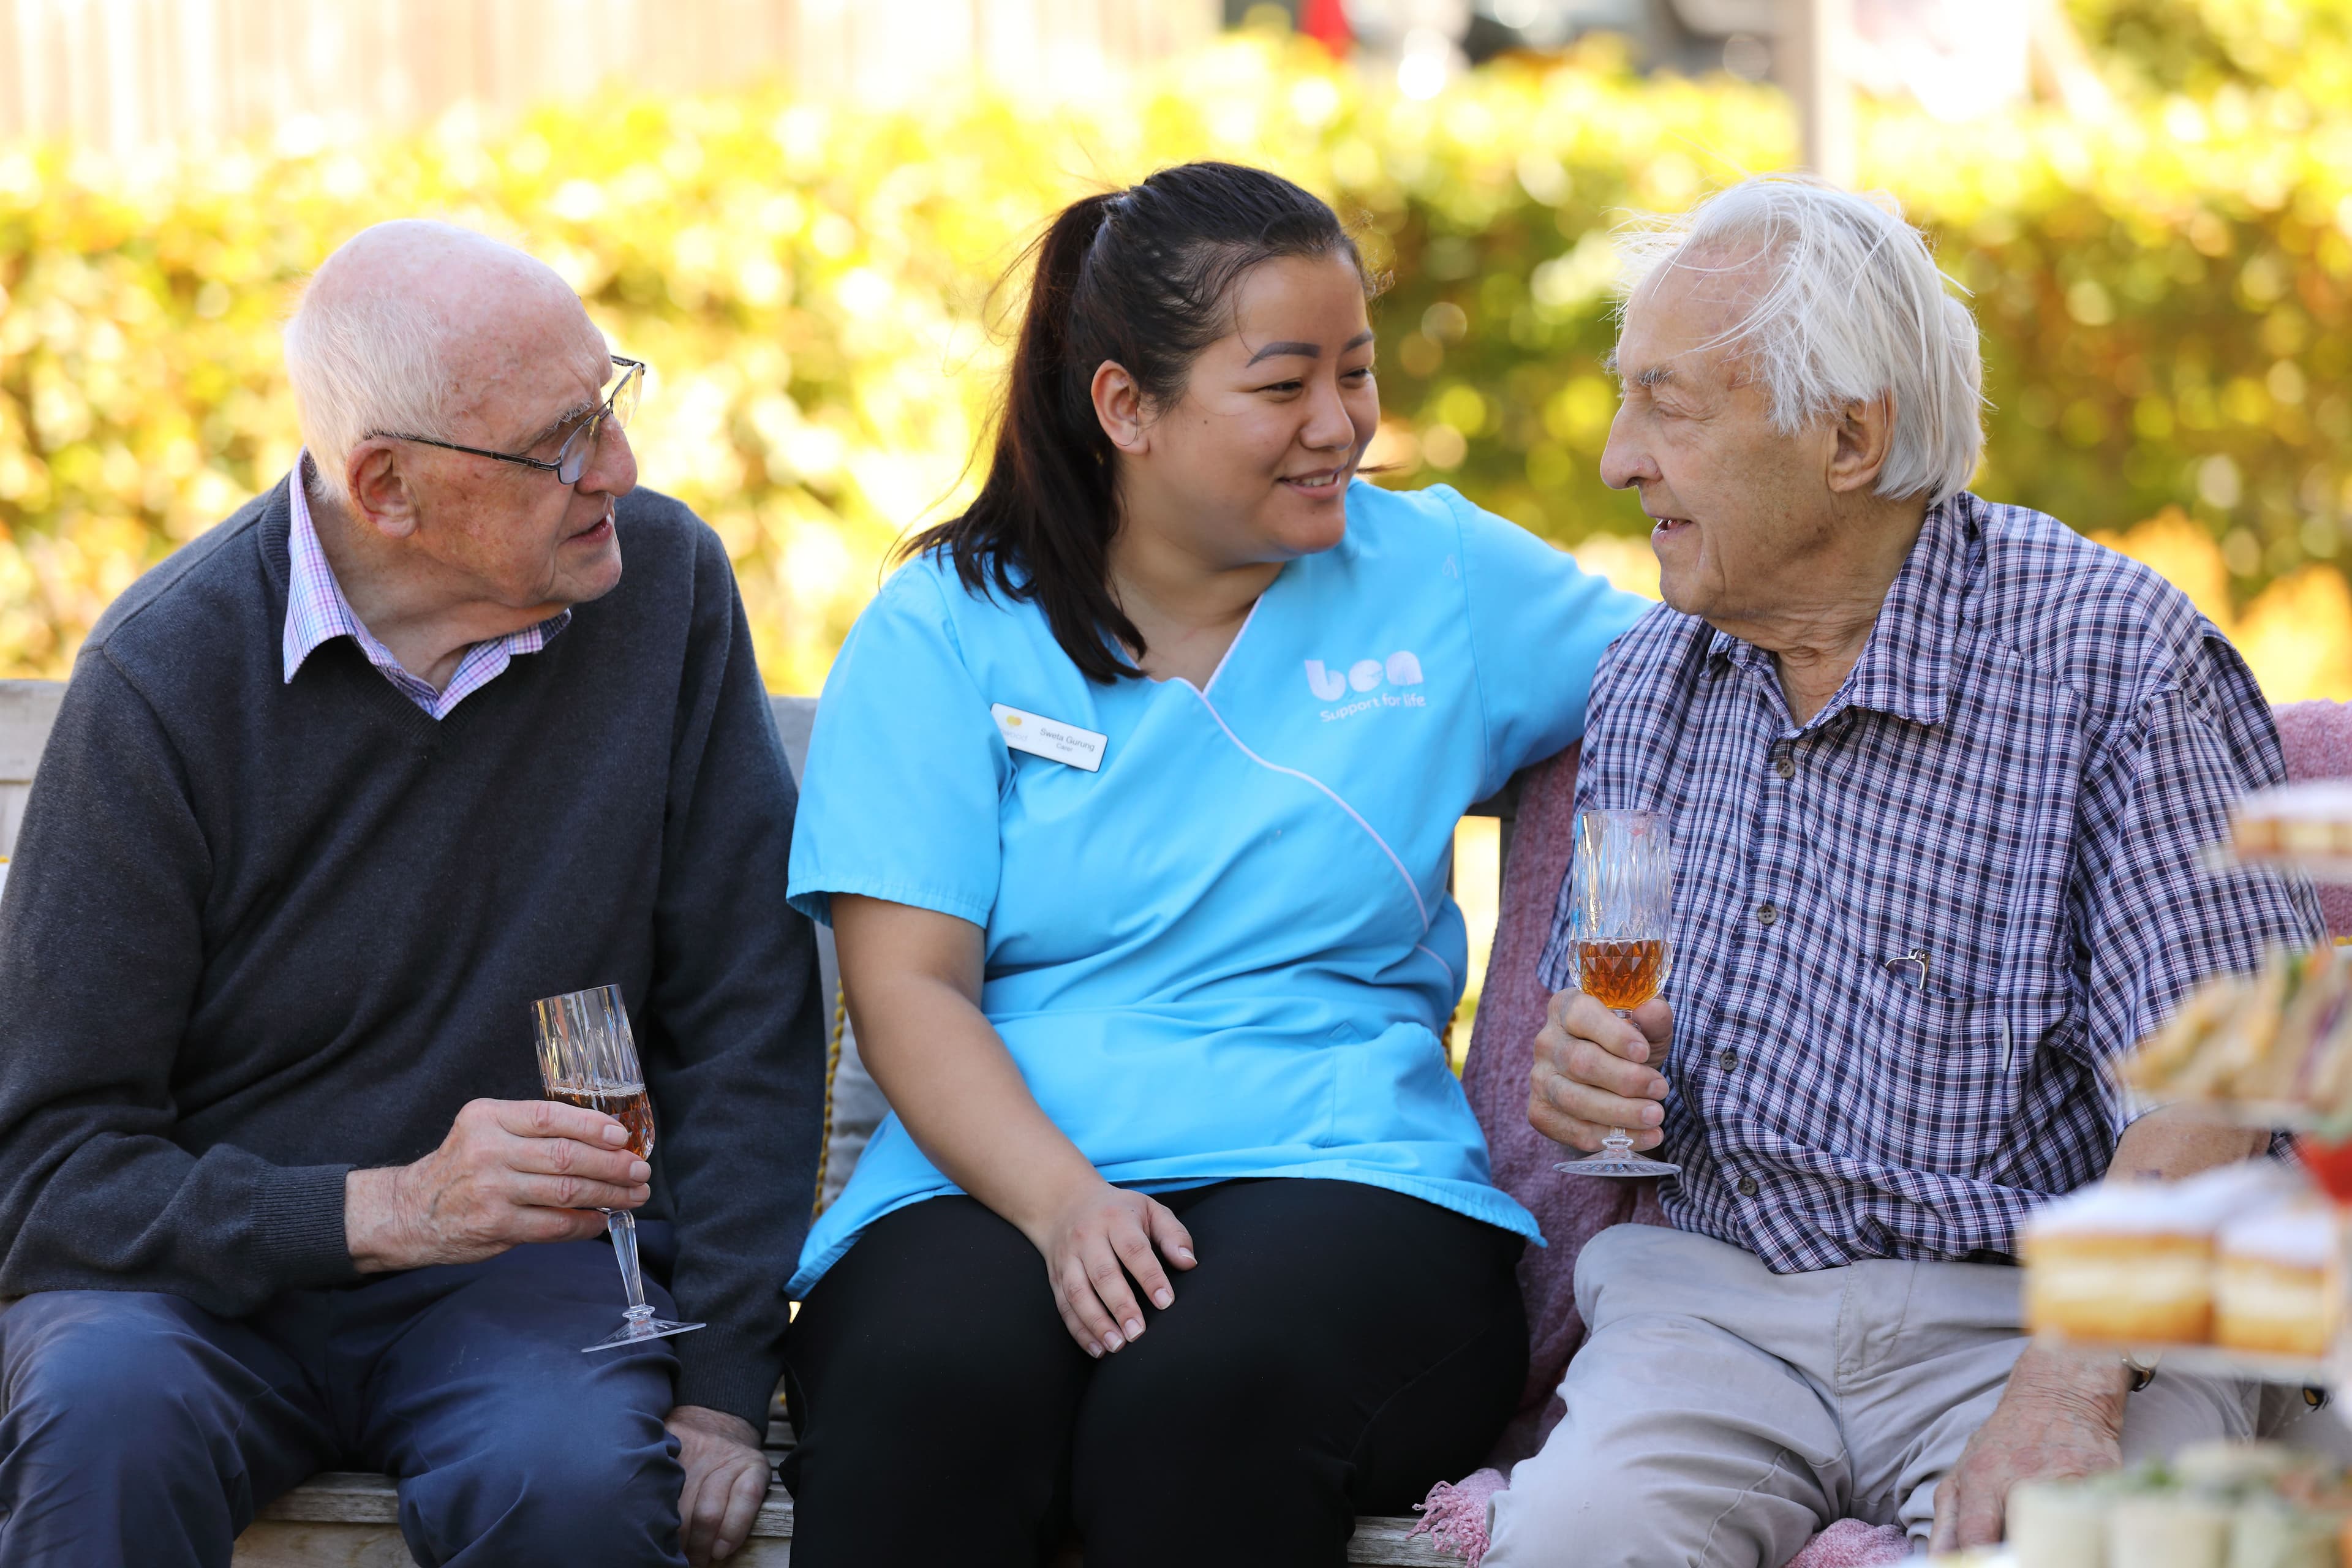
top-left (232, 1413), bottom-right (1463, 1565)
top-left (235, 1481), bottom-right (1462, 1566)
top-left (235, 1477), bottom-right (1463, 1566)
top-left (0, 684), bottom-right (1496, 1566)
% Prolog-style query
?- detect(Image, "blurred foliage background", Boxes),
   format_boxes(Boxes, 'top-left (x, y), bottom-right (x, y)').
top-left (1, 12), bottom-right (2350, 699)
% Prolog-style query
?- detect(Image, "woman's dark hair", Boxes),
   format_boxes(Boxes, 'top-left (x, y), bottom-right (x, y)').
top-left (903, 161), bottom-right (1377, 683)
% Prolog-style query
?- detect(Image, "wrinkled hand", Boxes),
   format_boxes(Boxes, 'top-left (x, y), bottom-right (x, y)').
top-left (1527, 989), bottom-right (1673, 1152)
top-left (1020, 1178), bottom-right (1197, 1359)
top-left (669, 1405), bottom-right (770, 1565)
top-left (1931, 1344), bottom-right (2128, 1551)
top-left (344, 1098), bottom-right (650, 1271)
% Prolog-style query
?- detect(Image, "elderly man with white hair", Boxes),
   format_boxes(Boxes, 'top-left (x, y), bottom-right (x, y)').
top-left (0, 222), bottom-right (823, 1568)
top-left (1495, 176), bottom-right (2324, 1564)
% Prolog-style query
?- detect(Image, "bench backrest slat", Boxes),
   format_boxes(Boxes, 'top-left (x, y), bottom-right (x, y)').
top-left (0, 682), bottom-right (62, 859)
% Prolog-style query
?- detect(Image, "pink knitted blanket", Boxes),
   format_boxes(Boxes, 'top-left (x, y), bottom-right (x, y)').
top-left (1409, 1474), bottom-right (1908, 1568)
top-left (1455, 747), bottom-right (1667, 1456)
top-left (1415, 701), bottom-right (2352, 1566)
top-left (2274, 700), bottom-right (2352, 936)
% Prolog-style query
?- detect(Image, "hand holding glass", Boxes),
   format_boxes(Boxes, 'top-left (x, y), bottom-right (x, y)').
top-left (533, 984), bottom-right (704, 1353)
top-left (1555, 809), bottom-right (1681, 1180)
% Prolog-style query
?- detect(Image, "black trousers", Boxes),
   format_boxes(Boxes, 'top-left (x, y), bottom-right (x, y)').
top-left (782, 1178), bottom-right (1527, 1568)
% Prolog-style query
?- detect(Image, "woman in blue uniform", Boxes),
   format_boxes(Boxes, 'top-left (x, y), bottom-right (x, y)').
top-left (781, 162), bottom-right (1648, 1567)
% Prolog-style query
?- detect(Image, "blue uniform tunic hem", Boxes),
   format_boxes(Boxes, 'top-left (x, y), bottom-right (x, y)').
top-left (785, 1164), bottom-right (1544, 1300)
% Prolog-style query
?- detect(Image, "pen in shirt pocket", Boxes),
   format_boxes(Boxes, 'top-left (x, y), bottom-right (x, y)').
top-left (1883, 948), bottom-right (1930, 990)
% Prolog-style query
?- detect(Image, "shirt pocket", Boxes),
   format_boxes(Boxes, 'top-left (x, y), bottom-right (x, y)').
top-left (1832, 945), bottom-right (2070, 1179)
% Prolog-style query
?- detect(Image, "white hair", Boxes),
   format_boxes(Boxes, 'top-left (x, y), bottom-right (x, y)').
top-left (1615, 176), bottom-right (1986, 503)
top-left (282, 278), bottom-right (456, 509)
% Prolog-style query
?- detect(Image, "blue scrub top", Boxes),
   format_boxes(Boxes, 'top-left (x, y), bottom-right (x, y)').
top-left (784, 481), bottom-right (1649, 1297)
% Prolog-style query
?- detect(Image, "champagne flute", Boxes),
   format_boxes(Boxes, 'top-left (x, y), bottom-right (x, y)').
top-left (1555, 809), bottom-right (1682, 1180)
top-left (532, 984), bottom-right (705, 1353)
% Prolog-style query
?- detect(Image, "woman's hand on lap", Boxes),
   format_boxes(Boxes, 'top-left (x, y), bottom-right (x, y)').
top-left (832, 897), bottom-right (1200, 1360)
top-left (1026, 1180), bottom-right (1196, 1357)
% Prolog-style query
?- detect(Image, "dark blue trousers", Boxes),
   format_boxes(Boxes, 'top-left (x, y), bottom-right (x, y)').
top-left (0, 1236), bottom-right (688, 1568)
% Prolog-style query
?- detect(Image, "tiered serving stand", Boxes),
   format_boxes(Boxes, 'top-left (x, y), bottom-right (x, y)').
top-left (1940, 845), bottom-right (2352, 1565)
top-left (2026, 842), bottom-right (2352, 1408)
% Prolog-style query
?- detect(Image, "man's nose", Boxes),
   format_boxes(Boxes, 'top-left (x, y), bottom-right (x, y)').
top-left (582, 424), bottom-right (639, 497)
top-left (1597, 409), bottom-right (1652, 492)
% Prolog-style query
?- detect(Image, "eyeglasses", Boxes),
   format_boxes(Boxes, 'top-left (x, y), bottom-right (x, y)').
top-left (374, 356), bottom-right (644, 486)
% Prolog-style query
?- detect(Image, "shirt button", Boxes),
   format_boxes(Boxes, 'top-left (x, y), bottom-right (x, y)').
top-left (1738, 1176), bottom-right (1760, 1197)
top-left (1717, 1049), bottom-right (1740, 1071)
top-left (1756, 902), bottom-right (1779, 927)
top-left (1775, 753), bottom-right (1796, 780)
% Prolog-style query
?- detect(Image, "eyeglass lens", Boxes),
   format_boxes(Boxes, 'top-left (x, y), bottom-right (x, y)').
top-left (556, 363), bottom-right (641, 485)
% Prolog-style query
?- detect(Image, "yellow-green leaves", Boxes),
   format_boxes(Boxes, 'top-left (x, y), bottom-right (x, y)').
top-left (0, 34), bottom-right (2345, 692)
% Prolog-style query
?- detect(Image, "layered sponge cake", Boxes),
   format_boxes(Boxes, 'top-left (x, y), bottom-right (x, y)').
top-left (2233, 781), bottom-right (2352, 863)
top-left (2215, 1202), bottom-right (2345, 1359)
top-left (2022, 1165), bottom-right (2301, 1346)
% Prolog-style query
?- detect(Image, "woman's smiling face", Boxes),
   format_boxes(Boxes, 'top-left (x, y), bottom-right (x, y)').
top-left (1104, 252), bottom-right (1379, 568)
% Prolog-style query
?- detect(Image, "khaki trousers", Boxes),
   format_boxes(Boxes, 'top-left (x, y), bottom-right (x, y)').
top-left (1485, 1224), bottom-right (2260, 1568)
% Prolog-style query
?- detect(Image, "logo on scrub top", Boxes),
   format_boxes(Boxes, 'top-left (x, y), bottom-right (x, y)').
top-left (1305, 653), bottom-right (1427, 722)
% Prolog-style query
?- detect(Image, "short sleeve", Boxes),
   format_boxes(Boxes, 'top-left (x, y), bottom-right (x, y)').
top-left (1447, 489), bottom-right (1653, 799)
top-left (786, 562), bottom-right (1008, 929)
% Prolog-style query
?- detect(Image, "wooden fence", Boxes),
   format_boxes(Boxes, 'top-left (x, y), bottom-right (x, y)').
top-left (0, 0), bottom-right (1218, 155)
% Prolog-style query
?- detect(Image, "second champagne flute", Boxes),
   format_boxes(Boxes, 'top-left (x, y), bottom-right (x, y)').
top-left (532, 984), bottom-right (705, 1353)
top-left (1555, 809), bottom-right (1682, 1180)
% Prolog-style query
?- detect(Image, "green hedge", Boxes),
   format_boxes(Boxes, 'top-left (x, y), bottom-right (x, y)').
top-left (1, 35), bottom-right (2345, 688)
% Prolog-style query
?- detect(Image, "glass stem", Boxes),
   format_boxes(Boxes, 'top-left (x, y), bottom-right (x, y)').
top-left (606, 1208), bottom-right (652, 1324)
top-left (1607, 1006), bottom-right (1638, 1157)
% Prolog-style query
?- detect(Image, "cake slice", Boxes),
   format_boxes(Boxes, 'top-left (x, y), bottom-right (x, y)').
top-left (2215, 1202), bottom-right (2345, 1359)
top-left (2022, 1164), bottom-right (2298, 1346)
top-left (2234, 781), bottom-right (2352, 863)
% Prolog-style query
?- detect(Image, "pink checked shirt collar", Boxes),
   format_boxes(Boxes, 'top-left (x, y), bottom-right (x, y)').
top-left (282, 454), bottom-right (571, 720)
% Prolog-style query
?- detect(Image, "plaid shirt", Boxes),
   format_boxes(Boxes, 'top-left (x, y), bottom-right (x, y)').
top-left (282, 454), bottom-right (569, 717)
top-left (1539, 492), bottom-right (2324, 1272)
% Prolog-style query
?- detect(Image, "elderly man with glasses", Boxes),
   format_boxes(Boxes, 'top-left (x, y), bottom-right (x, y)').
top-left (1489, 178), bottom-right (2326, 1566)
top-left (0, 222), bottom-right (824, 1568)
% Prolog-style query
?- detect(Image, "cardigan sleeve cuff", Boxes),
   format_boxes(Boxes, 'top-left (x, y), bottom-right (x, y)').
top-left (670, 1325), bottom-right (784, 1438)
top-left (251, 1162), bottom-right (363, 1291)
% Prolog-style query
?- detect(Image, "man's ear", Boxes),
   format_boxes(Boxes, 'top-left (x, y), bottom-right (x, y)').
top-left (1091, 361), bottom-right (1149, 455)
top-left (1826, 393), bottom-right (1896, 496)
top-left (345, 442), bottom-right (420, 540)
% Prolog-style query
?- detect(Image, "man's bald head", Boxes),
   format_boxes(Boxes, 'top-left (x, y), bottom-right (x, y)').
top-left (285, 222), bottom-right (603, 505)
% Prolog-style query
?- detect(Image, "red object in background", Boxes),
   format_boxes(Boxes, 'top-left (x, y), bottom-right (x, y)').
top-left (2296, 1133), bottom-right (2352, 1202)
top-left (1301, 0), bottom-right (1353, 54)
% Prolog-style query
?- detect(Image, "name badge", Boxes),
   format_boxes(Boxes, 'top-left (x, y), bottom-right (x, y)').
top-left (990, 704), bottom-right (1107, 772)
